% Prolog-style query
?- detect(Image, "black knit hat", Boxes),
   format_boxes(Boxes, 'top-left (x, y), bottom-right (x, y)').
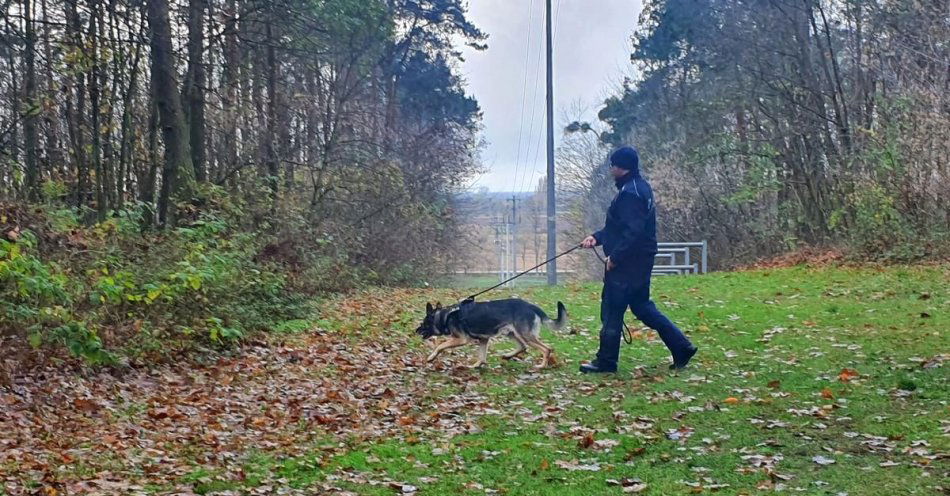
top-left (610, 146), bottom-right (639, 174)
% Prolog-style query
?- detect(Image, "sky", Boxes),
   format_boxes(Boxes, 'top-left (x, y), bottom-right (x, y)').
top-left (458, 0), bottom-right (643, 192)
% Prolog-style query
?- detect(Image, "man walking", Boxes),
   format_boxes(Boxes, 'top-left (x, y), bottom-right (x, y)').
top-left (579, 146), bottom-right (697, 373)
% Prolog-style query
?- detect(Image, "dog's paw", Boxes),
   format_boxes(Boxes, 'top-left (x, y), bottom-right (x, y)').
top-left (533, 358), bottom-right (558, 370)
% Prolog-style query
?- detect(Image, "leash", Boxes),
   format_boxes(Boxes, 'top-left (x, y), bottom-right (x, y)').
top-left (593, 246), bottom-right (634, 345)
top-left (461, 244), bottom-right (584, 303)
top-left (460, 242), bottom-right (635, 345)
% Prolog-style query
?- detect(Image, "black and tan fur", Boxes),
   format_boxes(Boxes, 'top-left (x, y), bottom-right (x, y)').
top-left (415, 299), bottom-right (567, 369)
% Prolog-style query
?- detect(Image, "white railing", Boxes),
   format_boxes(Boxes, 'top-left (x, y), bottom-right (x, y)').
top-left (653, 241), bottom-right (708, 275)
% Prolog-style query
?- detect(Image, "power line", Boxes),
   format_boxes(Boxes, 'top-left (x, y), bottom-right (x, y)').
top-left (519, 0), bottom-right (562, 195)
top-left (510, 0), bottom-right (536, 196)
top-left (515, 5), bottom-right (546, 195)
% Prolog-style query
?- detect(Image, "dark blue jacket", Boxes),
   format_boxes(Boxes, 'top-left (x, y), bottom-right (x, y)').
top-left (592, 172), bottom-right (658, 270)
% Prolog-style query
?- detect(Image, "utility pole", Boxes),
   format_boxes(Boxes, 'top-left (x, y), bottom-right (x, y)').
top-left (544, 0), bottom-right (557, 285)
top-left (532, 199), bottom-right (540, 270)
top-left (509, 195), bottom-right (518, 285)
top-left (494, 222), bottom-right (503, 284)
top-left (504, 220), bottom-right (511, 286)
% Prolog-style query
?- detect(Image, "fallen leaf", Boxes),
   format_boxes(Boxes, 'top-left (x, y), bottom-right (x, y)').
top-left (388, 482), bottom-right (418, 493)
top-left (608, 478), bottom-right (647, 493)
top-left (72, 398), bottom-right (100, 412)
top-left (625, 447), bottom-right (646, 461)
top-left (555, 460), bottom-right (601, 472)
top-left (837, 369), bottom-right (859, 382)
top-left (812, 455), bottom-right (836, 466)
top-left (593, 439), bottom-right (620, 451)
top-left (666, 426), bottom-right (695, 442)
top-left (579, 432), bottom-right (595, 449)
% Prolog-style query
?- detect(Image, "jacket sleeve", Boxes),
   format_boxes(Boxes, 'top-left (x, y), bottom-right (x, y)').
top-left (591, 228), bottom-right (606, 246)
top-left (607, 191), bottom-right (648, 268)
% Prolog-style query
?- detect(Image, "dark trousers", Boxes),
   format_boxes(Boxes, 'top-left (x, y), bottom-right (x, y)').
top-left (595, 255), bottom-right (693, 368)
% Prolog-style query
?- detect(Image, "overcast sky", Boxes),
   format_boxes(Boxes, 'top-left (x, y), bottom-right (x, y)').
top-left (458, 0), bottom-right (642, 192)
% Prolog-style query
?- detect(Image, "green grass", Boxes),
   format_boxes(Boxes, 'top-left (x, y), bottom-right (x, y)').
top-left (213, 264), bottom-right (949, 495)
top-left (9, 265), bottom-right (940, 495)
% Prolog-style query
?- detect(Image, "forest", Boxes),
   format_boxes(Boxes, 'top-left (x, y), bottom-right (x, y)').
top-left (1, 0), bottom-right (485, 365)
top-left (561, 0), bottom-right (948, 266)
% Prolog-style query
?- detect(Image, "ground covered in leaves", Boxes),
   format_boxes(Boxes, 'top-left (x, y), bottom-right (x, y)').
top-left (2, 265), bottom-right (948, 495)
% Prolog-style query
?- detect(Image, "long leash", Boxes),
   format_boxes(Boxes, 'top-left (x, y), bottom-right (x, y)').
top-left (461, 242), bottom-right (635, 345)
top-left (462, 244), bottom-right (583, 302)
top-left (592, 246), bottom-right (635, 345)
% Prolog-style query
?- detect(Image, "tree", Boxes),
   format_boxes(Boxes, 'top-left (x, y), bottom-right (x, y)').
top-left (184, 0), bottom-right (207, 182)
top-left (0, 0), bottom-right (486, 278)
top-left (146, 0), bottom-right (195, 225)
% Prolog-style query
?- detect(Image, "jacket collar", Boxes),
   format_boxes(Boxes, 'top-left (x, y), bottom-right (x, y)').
top-left (614, 171), bottom-right (639, 190)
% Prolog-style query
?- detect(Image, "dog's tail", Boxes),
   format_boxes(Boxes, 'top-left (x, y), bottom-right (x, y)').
top-left (540, 301), bottom-right (568, 331)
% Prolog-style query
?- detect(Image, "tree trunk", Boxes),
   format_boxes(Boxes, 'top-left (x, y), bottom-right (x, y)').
top-left (264, 21), bottom-right (280, 200)
top-left (63, 0), bottom-right (89, 208)
top-left (89, 0), bottom-right (107, 221)
top-left (221, 0), bottom-right (239, 185)
top-left (102, 0), bottom-right (121, 210)
top-left (118, 39), bottom-right (144, 210)
top-left (23, 0), bottom-right (40, 200)
top-left (184, 0), bottom-right (207, 182)
top-left (41, 0), bottom-right (64, 185)
top-left (139, 98), bottom-right (160, 228)
top-left (146, 0), bottom-right (196, 226)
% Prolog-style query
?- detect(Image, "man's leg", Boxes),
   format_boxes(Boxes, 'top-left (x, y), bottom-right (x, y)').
top-left (627, 258), bottom-right (696, 367)
top-left (589, 275), bottom-right (630, 371)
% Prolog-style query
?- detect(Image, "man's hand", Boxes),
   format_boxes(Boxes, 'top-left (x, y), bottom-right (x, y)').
top-left (581, 235), bottom-right (598, 249)
top-left (605, 256), bottom-right (616, 271)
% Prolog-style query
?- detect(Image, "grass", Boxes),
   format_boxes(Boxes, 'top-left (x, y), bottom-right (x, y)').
top-left (223, 264), bottom-right (948, 495)
top-left (5, 265), bottom-right (945, 496)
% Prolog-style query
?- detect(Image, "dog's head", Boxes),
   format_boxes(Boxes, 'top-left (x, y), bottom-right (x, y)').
top-left (415, 302), bottom-right (444, 340)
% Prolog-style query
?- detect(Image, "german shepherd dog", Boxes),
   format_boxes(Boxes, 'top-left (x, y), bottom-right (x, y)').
top-left (416, 299), bottom-right (567, 369)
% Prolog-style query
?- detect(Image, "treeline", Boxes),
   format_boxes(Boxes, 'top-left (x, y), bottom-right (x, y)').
top-left (1, 0), bottom-right (483, 269)
top-left (0, 0), bottom-right (483, 367)
top-left (567, 0), bottom-right (948, 265)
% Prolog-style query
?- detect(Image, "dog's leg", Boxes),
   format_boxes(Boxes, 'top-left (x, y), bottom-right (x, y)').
top-left (502, 332), bottom-right (528, 360)
top-left (524, 334), bottom-right (555, 369)
top-left (426, 336), bottom-right (467, 363)
top-left (470, 339), bottom-right (489, 368)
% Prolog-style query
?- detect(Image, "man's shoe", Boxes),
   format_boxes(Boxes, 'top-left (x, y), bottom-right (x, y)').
top-left (579, 361), bottom-right (617, 374)
top-left (670, 346), bottom-right (698, 370)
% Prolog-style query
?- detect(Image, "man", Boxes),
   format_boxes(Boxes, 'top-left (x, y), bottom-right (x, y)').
top-left (579, 146), bottom-right (697, 373)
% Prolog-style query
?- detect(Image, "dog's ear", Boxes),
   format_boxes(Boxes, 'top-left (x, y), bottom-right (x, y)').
top-left (426, 302), bottom-right (434, 314)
